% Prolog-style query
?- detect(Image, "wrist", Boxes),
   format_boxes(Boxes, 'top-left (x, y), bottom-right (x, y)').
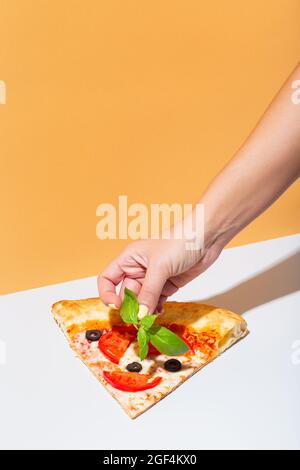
top-left (198, 199), bottom-right (240, 251)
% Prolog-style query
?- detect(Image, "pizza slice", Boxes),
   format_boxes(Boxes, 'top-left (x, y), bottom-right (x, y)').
top-left (52, 297), bottom-right (248, 418)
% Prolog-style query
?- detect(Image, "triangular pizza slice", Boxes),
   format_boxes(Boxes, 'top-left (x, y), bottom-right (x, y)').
top-left (52, 298), bottom-right (248, 418)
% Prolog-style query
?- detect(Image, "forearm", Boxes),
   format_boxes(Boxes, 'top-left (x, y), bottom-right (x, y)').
top-left (202, 62), bottom-right (300, 250)
top-left (99, 64), bottom-right (300, 311)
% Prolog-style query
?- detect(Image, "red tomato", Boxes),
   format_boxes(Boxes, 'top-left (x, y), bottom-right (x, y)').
top-left (99, 330), bottom-right (131, 364)
top-left (147, 342), bottom-right (161, 356)
top-left (114, 324), bottom-right (137, 339)
top-left (103, 370), bottom-right (162, 392)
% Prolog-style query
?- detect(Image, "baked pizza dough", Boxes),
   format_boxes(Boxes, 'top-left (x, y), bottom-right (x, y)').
top-left (52, 298), bottom-right (248, 418)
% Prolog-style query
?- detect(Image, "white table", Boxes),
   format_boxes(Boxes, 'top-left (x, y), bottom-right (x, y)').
top-left (0, 235), bottom-right (299, 450)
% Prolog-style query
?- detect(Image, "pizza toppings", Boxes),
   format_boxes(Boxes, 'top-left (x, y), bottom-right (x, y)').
top-left (126, 362), bottom-right (142, 373)
top-left (113, 324), bottom-right (137, 337)
top-left (120, 289), bottom-right (190, 360)
top-left (103, 369), bottom-right (162, 392)
top-left (164, 359), bottom-right (182, 372)
top-left (99, 330), bottom-right (132, 364)
top-left (86, 330), bottom-right (103, 342)
top-left (148, 325), bottom-right (189, 356)
top-left (83, 291), bottom-right (217, 395)
top-left (147, 342), bottom-right (161, 356)
top-left (167, 323), bottom-right (219, 356)
top-left (53, 295), bottom-right (248, 418)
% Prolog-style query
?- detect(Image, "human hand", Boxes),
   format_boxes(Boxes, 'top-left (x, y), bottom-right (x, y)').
top-left (98, 236), bottom-right (223, 318)
top-left (99, 63), bottom-right (300, 317)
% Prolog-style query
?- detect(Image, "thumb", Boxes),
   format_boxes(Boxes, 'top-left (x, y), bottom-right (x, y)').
top-left (137, 263), bottom-right (168, 318)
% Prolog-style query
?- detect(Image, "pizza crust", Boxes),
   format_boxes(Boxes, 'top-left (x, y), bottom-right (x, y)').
top-left (52, 298), bottom-right (248, 418)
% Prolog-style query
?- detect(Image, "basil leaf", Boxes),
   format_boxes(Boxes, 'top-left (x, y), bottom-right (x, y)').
top-left (140, 314), bottom-right (157, 331)
top-left (137, 327), bottom-right (149, 361)
top-left (120, 288), bottom-right (139, 325)
top-left (149, 326), bottom-right (189, 356)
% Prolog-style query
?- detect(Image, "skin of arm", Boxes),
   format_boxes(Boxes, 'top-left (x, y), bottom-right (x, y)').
top-left (98, 63), bottom-right (300, 317)
top-left (203, 62), bottom-right (300, 251)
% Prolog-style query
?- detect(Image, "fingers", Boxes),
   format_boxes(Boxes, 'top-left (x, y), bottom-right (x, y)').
top-left (156, 295), bottom-right (168, 313)
top-left (161, 279), bottom-right (178, 297)
top-left (155, 279), bottom-right (179, 313)
top-left (97, 260), bottom-right (125, 308)
top-left (119, 277), bottom-right (142, 300)
top-left (98, 240), bottom-right (180, 315)
top-left (137, 262), bottom-right (168, 318)
top-left (98, 258), bottom-right (177, 313)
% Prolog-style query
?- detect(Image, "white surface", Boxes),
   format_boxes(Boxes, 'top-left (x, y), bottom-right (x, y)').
top-left (0, 234), bottom-right (299, 450)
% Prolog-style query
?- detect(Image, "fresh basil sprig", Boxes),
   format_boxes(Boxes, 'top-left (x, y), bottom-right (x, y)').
top-left (120, 288), bottom-right (139, 325)
top-left (138, 314), bottom-right (158, 360)
top-left (137, 328), bottom-right (149, 361)
top-left (120, 288), bottom-right (189, 360)
top-left (140, 314), bottom-right (157, 330)
top-left (148, 325), bottom-right (189, 356)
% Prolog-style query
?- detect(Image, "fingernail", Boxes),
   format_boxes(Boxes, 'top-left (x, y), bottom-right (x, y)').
top-left (108, 303), bottom-right (117, 309)
top-left (138, 304), bottom-right (149, 319)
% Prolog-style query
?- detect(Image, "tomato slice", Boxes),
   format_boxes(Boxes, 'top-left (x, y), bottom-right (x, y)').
top-left (99, 330), bottom-right (131, 364)
top-left (147, 342), bottom-right (161, 356)
top-left (113, 324), bottom-right (137, 339)
top-left (103, 370), bottom-right (162, 392)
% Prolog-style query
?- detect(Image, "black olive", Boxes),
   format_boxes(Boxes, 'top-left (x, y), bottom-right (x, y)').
top-left (164, 359), bottom-right (182, 372)
top-left (126, 362), bottom-right (142, 373)
top-left (85, 330), bottom-right (102, 342)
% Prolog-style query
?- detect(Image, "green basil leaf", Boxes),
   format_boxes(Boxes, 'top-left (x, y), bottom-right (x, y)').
top-left (140, 314), bottom-right (157, 331)
top-left (137, 327), bottom-right (149, 361)
top-left (120, 288), bottom-right (139, 325)
top-left (149, 326), bottom-right (189, 356)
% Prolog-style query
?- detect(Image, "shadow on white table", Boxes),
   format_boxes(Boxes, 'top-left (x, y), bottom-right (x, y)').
top-left (202, 250), bottom-right (300, 314)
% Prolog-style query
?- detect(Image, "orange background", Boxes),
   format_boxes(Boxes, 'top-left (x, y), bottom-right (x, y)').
top-left (0, 0), bottom-right (299, 295)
